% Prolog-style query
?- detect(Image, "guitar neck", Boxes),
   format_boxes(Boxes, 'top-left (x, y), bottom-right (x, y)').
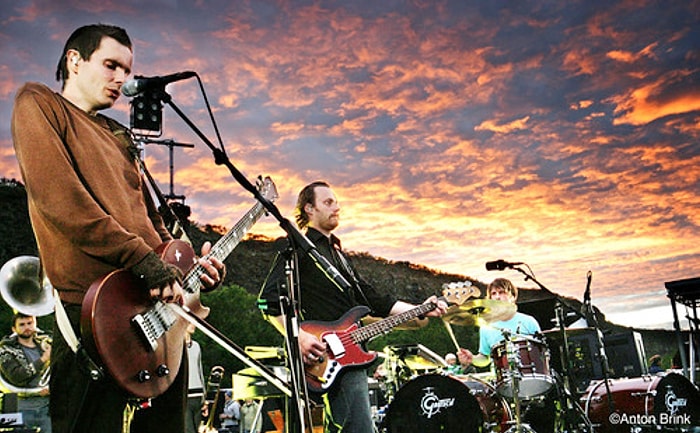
top-left (352, 301), bottom-right (436, 343)
top-left (182, 201), bottom-right (266, 293)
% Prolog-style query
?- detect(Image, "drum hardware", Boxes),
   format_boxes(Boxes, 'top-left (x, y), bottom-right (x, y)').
top-left (380, 373), bottom-right (511, 433)
top-left (580, 372), bottom-right (700, 433)
top-left (379, 344), bottom-right (446, 404)
top-left (503, 264), bottom-right (598, 432)
top-left (498, 335), bottom-right (537, 433)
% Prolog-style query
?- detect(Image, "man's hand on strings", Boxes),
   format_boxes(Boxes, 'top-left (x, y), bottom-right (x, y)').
top-left (198, 241), bottom-right (226, 289)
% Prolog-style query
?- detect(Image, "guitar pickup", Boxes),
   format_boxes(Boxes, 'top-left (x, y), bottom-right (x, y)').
top-left (132, 314), bottom-right (159, 352)
top-left (131, 301), bottom-right (178, 352)
top-left (323, 333), bottom-right (345, 357)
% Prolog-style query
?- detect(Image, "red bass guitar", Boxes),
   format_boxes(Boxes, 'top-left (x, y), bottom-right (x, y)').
top-left (302, 281), bottom-right (478, 393)
top-left (81, 177), bottom-right (277, 398)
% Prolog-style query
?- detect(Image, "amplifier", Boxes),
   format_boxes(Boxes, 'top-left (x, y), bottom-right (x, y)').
top-left (545, 329), bottom-right (647, 393)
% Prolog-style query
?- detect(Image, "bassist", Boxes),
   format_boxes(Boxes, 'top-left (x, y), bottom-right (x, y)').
top-left (258, 181), bottom-right (447, 433)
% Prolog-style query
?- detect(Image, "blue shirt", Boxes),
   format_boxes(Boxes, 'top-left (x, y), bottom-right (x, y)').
top-left (478, 312), bottom-right (541, 356)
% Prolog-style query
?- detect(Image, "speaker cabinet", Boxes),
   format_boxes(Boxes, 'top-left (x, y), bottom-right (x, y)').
top-left (546, 329), bottom-right (647, 393)
top-left (605, 330), bottom-right (648, 378)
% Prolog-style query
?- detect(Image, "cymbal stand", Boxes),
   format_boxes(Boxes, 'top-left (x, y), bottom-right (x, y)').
top-left (507, 264), bottom-right (593, 432)
top-left (503, 334), bottom-right (535, 433)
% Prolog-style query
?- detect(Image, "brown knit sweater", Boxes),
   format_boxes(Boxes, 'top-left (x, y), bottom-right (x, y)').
top-left (11, 82), bottom-right (172, 305)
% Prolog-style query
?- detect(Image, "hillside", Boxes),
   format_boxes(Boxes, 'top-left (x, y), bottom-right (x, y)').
top-left (0, 178), bottom-right (686, 378)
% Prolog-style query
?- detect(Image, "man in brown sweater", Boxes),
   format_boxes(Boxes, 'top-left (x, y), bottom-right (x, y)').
top-left (11, 24), bottom-right (224, 433)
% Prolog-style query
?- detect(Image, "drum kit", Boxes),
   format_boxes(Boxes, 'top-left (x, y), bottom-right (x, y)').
top-left (229, 297), bottom-right (700, 433)
top-left (377, 298), bottom-right (700, 433)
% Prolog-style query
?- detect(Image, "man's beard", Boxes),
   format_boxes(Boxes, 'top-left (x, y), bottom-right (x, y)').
top-left (17, 331), bottom-right (34, 341)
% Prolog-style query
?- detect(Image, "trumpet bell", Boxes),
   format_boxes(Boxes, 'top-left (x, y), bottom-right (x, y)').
top-left (0, 255), bottom-right (55, 316)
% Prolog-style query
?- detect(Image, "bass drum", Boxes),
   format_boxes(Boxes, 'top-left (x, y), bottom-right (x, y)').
top-left (380, 374), bottom-right (510, 433)
top-left (581, 372), bottom-right (700, 433)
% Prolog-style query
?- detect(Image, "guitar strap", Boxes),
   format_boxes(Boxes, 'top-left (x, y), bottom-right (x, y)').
top-left (52, 289), bottom-right (104, 381)
top-left (331, 243), bottom-right (372, 308)
top-left (106, 118), bottom-right (192, 244)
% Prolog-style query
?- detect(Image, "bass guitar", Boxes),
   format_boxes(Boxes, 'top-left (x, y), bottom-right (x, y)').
top-left (81, 176), bottom-right (278, 398)
top-left (301, 281), bottom-right (479, 393)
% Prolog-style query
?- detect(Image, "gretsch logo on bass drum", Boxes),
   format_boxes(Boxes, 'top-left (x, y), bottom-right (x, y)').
top-left (665, 389), bottom-right (687, 416)
top-left (420, 386), bottom-right (456, 419)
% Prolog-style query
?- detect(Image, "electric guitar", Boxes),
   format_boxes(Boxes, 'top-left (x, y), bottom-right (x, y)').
top-left (302, 281), bottom-right (479, 393)
top-left (81, 177), bottom-right (278, 398)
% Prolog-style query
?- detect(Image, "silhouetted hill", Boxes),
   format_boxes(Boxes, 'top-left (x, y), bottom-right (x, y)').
top-left (0, 179), bottom-right (688, 376)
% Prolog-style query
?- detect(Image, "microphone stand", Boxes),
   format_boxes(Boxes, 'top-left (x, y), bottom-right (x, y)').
top-left (581, 271), bottom-right (615, 416)
top-left (149, 87), bottom-right (354, 432)
top-left (506, 264), bottom-right (593, 432)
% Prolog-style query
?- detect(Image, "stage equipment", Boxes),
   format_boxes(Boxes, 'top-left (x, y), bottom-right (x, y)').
top-left (580, 372), bottom-right (700, 433)
top-left (380, 373), bottom-right (511, 433)
top-left (666, 276), bottom-right (700, 383)
top-left (491, 335), bottom-right (554, 399)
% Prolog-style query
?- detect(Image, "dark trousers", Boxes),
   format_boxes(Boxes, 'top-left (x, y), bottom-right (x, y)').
top-left (50, 303), bottom-right (187, 433)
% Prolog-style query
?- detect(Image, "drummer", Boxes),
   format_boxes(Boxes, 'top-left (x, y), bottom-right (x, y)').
top-left (456, 278), bottom-right (541, 368)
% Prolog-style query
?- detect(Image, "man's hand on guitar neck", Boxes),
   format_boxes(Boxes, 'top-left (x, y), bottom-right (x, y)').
top-left (134, 241), bottom-right (225, 303)
top-left (389, 295), bottom-right (448, 318)
top-left (198, 241), bottom-right (226, 290)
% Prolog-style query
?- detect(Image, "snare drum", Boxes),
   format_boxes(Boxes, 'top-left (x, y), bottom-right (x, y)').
top-left (491, 336), bottom-right (554, 399)
top-left (581, 372), bottom-right (700, 433)
top-left (381, 373), bottom-right (510, 433)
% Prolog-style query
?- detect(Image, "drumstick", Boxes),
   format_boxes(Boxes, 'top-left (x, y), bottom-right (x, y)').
top-left (442, 319), bottom-right (461, 351)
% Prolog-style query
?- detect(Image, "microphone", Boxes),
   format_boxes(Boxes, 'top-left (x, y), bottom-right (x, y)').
top-left (485, 259), bottom-right (523, 271)
top-left (121, 71), bottom-right (196, 97)
top-left (581, 270), bottom-right (593, 319)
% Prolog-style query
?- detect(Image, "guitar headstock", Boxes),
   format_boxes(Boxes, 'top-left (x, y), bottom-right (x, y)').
top-left (256, 176), bottom-right (279, 202)
top-left (442, 281), bottom-right (480, 306)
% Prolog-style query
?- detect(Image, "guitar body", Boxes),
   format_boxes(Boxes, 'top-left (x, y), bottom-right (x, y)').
top-left (301, 306), bottom-right (375, 393)
top-left (300, 282), bottom-right (477, 394)
top-left (80, 177), bottom-right (278, 399)
top-left (80, 240), bottom-right (205, 398)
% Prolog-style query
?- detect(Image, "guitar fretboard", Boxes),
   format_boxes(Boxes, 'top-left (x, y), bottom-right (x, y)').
top-left (351, 302), bottom-right (436, 342)
top-left (181, 182), bottom-right (273, 295)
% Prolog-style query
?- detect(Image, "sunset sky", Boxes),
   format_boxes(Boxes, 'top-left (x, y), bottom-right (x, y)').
top-left (1, 1), bottom-right (699, 331)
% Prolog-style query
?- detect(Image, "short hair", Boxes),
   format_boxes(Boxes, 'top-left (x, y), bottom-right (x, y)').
top-left (445, 353), bottom-right (456, 361)
top-left (295, 181), bottom-right (330, 230)
top-left (55, 24), bottom-right (132, 85)
top-left (487, 278), bottom-right (518, 299)
top-left (11, 312), bottom-right (33, 328)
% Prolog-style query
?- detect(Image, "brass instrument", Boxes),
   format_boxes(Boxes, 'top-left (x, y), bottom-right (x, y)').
top-left (0, 256), bottom-right (55, 316)
top-left (0, 255), bottom-right (55, 395)
top-left (199, 365), bottom-right (225, 433)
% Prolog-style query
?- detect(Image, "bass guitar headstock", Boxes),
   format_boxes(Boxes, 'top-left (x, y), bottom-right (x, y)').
top-left (441, 281), bottom-right (479, 306)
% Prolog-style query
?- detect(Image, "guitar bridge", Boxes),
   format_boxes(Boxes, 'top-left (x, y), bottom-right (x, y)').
top-left (132, 301), bottom-right (178, 352)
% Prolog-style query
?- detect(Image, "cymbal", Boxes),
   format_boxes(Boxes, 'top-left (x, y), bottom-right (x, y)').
top-left (361, 315), bottom-right (429, 330)
top-left (443, 299), bottom-right (516, 327)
